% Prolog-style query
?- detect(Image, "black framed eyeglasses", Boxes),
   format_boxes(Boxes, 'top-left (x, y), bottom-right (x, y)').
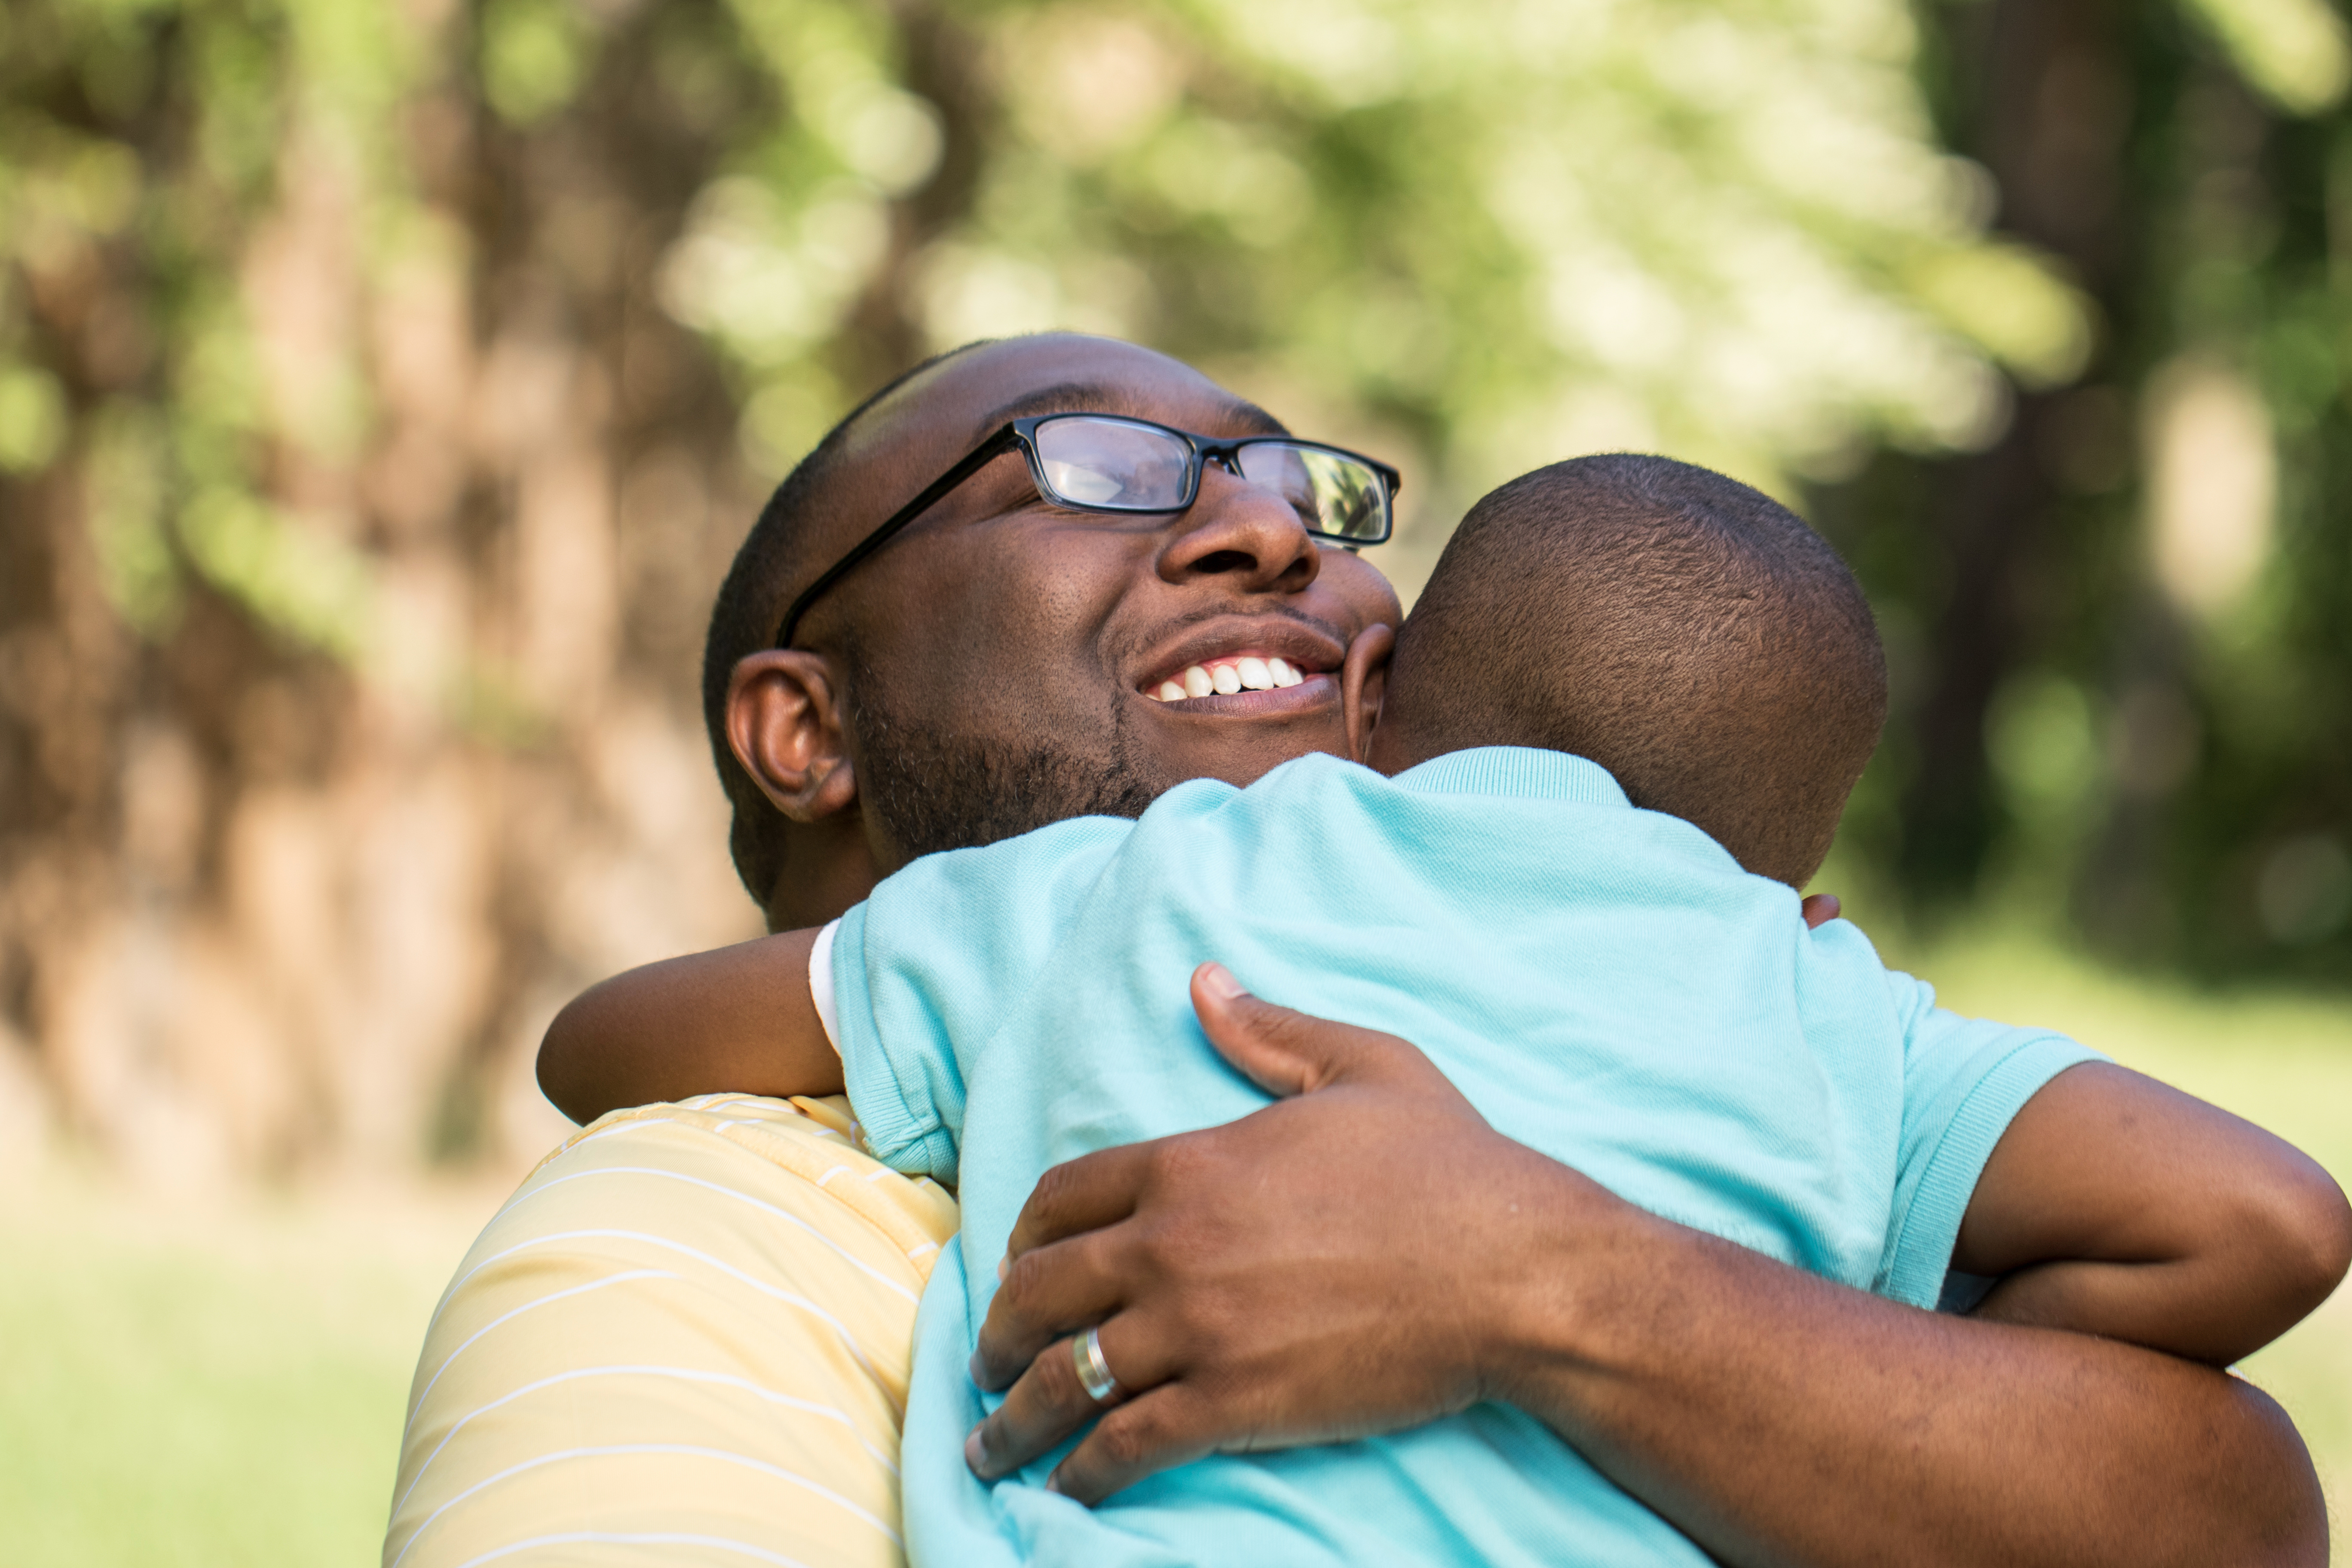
top-left (771, 413), bottom-right (1402, 649)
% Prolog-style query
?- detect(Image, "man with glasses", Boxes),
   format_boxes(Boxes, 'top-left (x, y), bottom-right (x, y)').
top-left (389, 333), bottom-right (2324, 1568)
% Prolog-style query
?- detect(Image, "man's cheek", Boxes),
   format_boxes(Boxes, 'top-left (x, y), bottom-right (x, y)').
top-left (1320, 550), bottom-right (1404, 630)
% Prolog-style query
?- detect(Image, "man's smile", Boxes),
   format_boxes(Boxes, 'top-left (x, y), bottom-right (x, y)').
top-left (1149, 653), bottom-right (1308, 700)
top-left (1132, 619), bottom-right (1346, 714)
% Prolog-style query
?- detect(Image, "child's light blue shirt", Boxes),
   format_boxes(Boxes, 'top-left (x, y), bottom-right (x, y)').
top-left (830, 747), bottom-right (2102, 1568)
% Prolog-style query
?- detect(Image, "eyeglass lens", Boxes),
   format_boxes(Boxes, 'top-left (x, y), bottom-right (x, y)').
top-left (1035, 419), bottom-right (1193, 508)
top-left (1235, 443), bottom-right (1387, 541)
top-left (1033, 416), bottom-right (1386, 540)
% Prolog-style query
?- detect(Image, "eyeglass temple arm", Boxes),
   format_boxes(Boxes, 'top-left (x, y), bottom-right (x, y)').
top-left (772, 425), bottom-right (1022, 649)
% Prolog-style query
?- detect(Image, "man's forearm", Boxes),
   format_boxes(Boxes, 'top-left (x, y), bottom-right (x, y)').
top-left (1496, 1187), bottom-right (2326, 1568)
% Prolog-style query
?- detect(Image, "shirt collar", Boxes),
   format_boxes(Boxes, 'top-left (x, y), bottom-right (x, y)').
top-left (1390, 746), bottom-right (1629, 807)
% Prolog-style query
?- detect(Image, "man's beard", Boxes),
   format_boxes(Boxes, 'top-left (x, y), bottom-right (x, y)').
top-left (845, 646), bottom-right (1162, 861)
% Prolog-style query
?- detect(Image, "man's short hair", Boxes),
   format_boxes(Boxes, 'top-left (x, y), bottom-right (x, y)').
top-left (1381, 455), bottom-right (1886, 887)
top-left (702, 342), bottom-right (995, 904)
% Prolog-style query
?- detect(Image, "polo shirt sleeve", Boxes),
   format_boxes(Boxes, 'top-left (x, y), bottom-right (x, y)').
top-left (830, 817), bottom-right (1135, 1187)
top-left (1875, 971), bottom-right (2108, 1310)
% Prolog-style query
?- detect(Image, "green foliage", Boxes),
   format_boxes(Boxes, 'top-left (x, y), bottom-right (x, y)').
top-left (0, 0), bottom-right (422, 656)
top-left (2179, 0), bottom-right (2352, 114)
top-left (481, 0), bottom-right (590, 126)
top-left (0, 0), bottom-right (2100, 631)
top-left (674, 0), bottom-right (2092, 508)
top-left (0, 361), bottom-right (67, 471)
top-left (1807, 0), bottom-right (2352, 979)
top-left (1, 0), bottom-right (2346, 976)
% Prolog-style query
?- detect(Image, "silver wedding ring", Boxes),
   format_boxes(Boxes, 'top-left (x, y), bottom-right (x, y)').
top-left (1073, 1325), bottom-right (1121, 1405)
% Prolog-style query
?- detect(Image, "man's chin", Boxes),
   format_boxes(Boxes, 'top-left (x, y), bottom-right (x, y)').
top-left (1123, 681), bottom-right (1354, 792)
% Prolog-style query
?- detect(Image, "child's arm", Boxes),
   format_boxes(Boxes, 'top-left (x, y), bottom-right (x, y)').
top-left (536, 929), bottom-right (845, 1125)
top-left (1953, 1062), bottom-right (2352, 1365)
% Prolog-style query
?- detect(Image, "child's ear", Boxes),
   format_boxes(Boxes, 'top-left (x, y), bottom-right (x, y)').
top-left (1340, 623), bottom-right (1395, 766)
top-left (725, 650), bottom-right (858, 821)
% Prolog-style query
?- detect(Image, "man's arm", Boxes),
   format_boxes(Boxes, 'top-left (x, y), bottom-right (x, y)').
top-left (967, 968), bottom-right (2329, 1568)
top-left (536, 929), bottom-right (843, 1123)
top-left (1956, 1061), bottom-right (2352, 1365)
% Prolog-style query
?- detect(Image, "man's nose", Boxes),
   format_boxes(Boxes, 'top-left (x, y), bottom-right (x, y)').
top-left (1156, 463), bottom-right (1321, 593)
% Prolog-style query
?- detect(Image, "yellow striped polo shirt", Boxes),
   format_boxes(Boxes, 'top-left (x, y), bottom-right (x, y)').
top-left (384, 1093), bottom-right (958, 1568)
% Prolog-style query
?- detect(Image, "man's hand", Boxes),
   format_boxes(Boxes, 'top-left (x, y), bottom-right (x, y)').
top-left (967, 962), bottom-right (1586, 1501)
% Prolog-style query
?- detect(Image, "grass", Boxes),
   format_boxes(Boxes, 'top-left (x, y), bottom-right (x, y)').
top-left (0, 1167), bottom-right (500, 1568)
top-left (0, 937), bottom-right (2345, 1564)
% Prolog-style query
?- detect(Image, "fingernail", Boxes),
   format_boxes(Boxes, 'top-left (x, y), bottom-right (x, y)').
top-left (997, 1253), bottom-right (1009, 1283)
top-left (968, 1350), bottom-right (986, 1385)
top-left (965, 1427), bottom-right (987, 1474)
top-left (1044, 1471), bottom-right (1064, 1495)
top-left (1199, 962), bottom-right (1246, 1000)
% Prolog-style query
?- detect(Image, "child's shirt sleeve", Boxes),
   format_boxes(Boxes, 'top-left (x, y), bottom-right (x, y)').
top-left (828, 817), bottom-right (1136, 1187)
top-left (1875, 971), bottom-right (2109, 1309)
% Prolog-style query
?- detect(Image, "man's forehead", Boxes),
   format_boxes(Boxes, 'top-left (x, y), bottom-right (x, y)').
top-left (845, 336), bottom-right (1284, 466)
top-left (965, 380), bottom-right (1286, 443)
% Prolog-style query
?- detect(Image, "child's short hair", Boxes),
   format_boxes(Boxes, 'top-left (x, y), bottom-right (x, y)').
top-left (1382, 454), bottom-right (1886, 888)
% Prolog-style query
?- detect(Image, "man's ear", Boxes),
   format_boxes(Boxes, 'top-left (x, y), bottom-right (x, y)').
top-left (1340, 622), bottom-right (1395, 766)
top-left (726, 651), bottom-right (859, 822)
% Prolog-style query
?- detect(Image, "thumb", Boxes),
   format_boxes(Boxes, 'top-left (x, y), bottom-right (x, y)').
top-left (1800, 893), bottom-right (1841, 930)
top-left (1189, 962), bottom-right (1417, 1099)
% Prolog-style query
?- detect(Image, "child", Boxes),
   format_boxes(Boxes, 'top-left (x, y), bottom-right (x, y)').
top-left (541, 455), bottom-right (2350, 1567)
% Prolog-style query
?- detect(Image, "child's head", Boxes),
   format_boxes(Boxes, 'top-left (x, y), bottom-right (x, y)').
top-left (1369, 454), bottom-right (1886, 888)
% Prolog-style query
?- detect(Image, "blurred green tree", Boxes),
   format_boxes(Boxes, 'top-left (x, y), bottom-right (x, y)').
top-left (0, 0), bottom-right (2341, 1171)
top-left (1820, 0), bottom-right (2352, 983)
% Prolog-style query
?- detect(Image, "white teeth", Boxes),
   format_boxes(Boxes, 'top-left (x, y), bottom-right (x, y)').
top-left (1164, 658), bottom-right (1308, 699)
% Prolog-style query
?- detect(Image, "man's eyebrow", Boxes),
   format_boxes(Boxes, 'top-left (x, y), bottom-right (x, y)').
top-left (971, 383), bottom-right (1290, 440)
